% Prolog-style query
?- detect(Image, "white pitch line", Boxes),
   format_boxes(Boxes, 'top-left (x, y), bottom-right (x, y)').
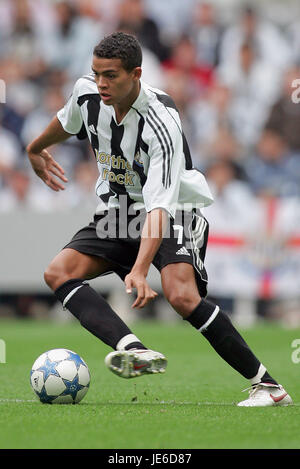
top-left (0, 399), bottom-right (298, 406)
top-left (0, 399), bottom-right (37, 403)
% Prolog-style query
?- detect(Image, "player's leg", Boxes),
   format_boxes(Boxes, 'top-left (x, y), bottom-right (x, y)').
top-left (155, 207), bottom-right (292, 405)
top-left (44, 248), bottom-right (146, 351)
top-left (45, 247), bottom-right (167, 379)
top-left (49, 209), bottom-right (167, 379)
top-left (161, 262), bottom-right (273, 381)
top-left (161, 263), bottom-right (292, 406)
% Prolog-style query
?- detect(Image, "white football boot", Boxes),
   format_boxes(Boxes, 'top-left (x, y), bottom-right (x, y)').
top-left (237, 383), bottom-right (293, 407)
top-left (105, 349), bottom-right (167, 378)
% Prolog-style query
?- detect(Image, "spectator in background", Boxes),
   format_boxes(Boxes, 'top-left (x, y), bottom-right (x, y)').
top-left (217, 40), bottom-right (281, 148)
top-left (189, 1), bottom-right (223, 67)
top-left (0, 116), bottom-right (22, 188)
top-left (1, 0), bottom-right (36, 60)
top-left (162, 35), bottom-right (214, 98)
top-left (264, 65), bottom-right (300, 153)
top-left (204, 159), bottom-right (254, 222)
top-left (45, 0), bottom-right (105, 79)
top-left (203, 127), bottom-right (244, 172)
top-left (202, 158), bottom-right (259, 318)
top-left (163, 72), bottom-right (246, 173)
top-left (116, 0), bottom-right (170, 62)
top-left (0, 168), bottom-right (31, 211)
top-left (0, 56), bottom-right (41, 140)
top-left (243, 129), bottom-right (300, 199)
top-left (164, 69), bottom-right (195, 131)
top-left (62, 160), bottom-right (99, 210)
top-left (0, 157), bottom-right (98, 213)
top-left (219, 5), bottom-right (292, 72)
top-left (0, 0), bottom-right (49, 65)
top-left (287, 18), bottom-right (300, 65)
top-left (187, 81), bottom-right (242, 167)
top-left (137, 48), bottom-right (166, 90)
top-left (143, 0), bottom-right (195, 46)
top-left (0, 0), bottom-right (60, 92)
top-left (21, 85), bottom-right (66, 148)
top-left (0, 164), bottom-right (58, 212)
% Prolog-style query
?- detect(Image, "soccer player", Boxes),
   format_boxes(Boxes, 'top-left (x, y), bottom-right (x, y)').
top-left (26, 32), bottom-right (292, 407)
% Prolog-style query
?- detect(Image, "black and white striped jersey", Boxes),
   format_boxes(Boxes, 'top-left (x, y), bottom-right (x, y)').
top-left (57, 75), bottom-right (213, 218)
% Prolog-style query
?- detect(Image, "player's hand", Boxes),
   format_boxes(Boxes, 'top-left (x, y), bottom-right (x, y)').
top-left (28, 149), bottom-right (68, 191)
top-left (125, 270), bottom-right (158, 309)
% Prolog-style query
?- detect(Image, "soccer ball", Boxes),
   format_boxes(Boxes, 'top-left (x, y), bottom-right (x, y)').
top-left (30, 348), bottom-right (90, 404)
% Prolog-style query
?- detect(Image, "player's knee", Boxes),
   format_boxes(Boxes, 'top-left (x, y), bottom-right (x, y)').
top-left (44, 264), bottom-right (58, 291)
top-left (44, 262), bottom-right (69, 292)
top-left (166, 290), bottom-right (199, 318)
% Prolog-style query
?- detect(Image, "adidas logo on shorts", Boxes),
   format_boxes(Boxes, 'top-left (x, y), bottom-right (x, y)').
top-left (176, 246), bottom-right (190, 256)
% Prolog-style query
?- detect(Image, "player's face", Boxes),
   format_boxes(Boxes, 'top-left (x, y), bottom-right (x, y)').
top-left (92, 56), bottom-right (141, 107)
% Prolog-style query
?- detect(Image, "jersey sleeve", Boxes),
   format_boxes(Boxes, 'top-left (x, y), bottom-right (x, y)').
top-left (142, 109), bottom-right (185, 219)
top-left (57, 79), bottom-right (83, 134)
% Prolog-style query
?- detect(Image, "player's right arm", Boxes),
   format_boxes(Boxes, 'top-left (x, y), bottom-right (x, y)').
top-left (27, 78), bottom-right (84, 191)
top-left (26, 116), bottom-right (71, 191)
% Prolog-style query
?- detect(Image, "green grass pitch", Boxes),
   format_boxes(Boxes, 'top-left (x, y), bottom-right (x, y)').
top-left (0, 318), bottom-right (299, 449)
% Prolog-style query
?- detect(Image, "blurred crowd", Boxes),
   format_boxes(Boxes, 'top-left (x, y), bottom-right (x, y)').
top-left (1, 0), bottom-right (300, 211)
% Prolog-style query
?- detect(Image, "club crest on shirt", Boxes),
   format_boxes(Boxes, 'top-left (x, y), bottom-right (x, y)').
top-left (134, 150), bottom-right (144, 166)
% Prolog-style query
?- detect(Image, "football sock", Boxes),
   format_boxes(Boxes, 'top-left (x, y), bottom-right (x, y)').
top-left (115, 334), bottom-right (147, 351)
top-left (54, 278), bottom-right (147, 351)
top-left (185, 299), bottom-right (278, 385)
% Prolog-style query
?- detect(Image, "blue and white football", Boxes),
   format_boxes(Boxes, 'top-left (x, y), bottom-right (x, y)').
top-left (30, 349), bottom-right (90, 404)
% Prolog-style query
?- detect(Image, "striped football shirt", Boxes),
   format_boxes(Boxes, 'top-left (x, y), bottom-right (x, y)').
top-left (57, 75), bottom-right (213, 218)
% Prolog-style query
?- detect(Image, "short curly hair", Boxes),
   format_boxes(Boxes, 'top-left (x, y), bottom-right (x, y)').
top-left (93, 32), bottom-right (142, 71)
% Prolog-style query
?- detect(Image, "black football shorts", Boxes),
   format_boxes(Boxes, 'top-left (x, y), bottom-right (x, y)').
top-left (63, 208), bottom-right (209, 297)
